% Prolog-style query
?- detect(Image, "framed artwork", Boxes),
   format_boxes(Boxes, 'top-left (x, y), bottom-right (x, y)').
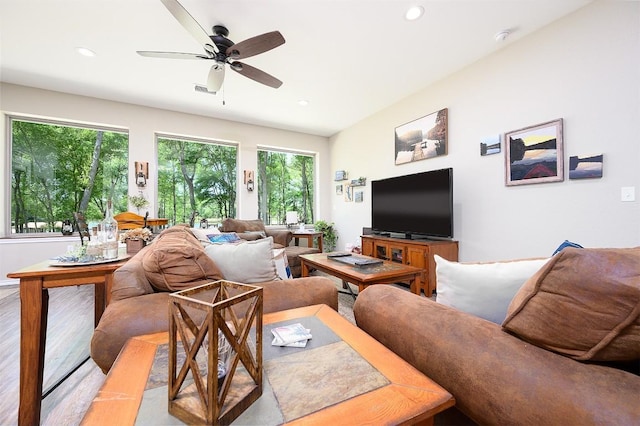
top-left (336, 184), bottom-right (343, 195)
top-left (355, 191), bottom-right (363, 202)
top-left (480, 135), bottom-right (501, 156)
top-left (394, 108), bottom-right (448, 165)
top-left (505, 118), bottom-right (564, 186)
top-left (334, 170), bottom-right (347, 181)
top-left (569, 154), bottom-right (603, 179)
top-left (344, 185), bottom-right (353, 202)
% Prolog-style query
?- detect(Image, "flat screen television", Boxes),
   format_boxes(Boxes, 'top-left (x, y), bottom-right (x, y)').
top-left (371, 168), bottom-right (453, 239)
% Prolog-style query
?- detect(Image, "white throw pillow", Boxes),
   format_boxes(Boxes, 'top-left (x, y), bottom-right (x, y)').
top-left (434, 255), bottom-right (549, 324)
top-left (204, 237), bottom-right (279, 284)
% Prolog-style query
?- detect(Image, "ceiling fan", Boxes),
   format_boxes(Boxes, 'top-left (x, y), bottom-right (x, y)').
top-left (137, 0), bottom-right (285, 93)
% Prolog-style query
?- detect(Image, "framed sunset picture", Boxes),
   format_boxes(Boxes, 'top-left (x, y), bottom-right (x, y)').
top-left (504, 119), bottom-right (564, 186)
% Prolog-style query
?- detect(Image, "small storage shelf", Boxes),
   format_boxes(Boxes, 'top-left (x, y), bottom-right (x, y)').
top-left (362, 235), bottom-right (459, 296)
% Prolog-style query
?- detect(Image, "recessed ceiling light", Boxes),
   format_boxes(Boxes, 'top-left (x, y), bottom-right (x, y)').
top-left (76, 47), bottom-right (96, 57)
top-left (405, 6), bottom-right (424, 21)
top-left (298, 99), bottom-right (309, 107)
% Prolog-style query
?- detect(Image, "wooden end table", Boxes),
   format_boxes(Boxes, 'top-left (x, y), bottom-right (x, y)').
top-left (292, 231), bottom-right (323, 253)
top-left (82, 304), bottom-right (454, 425)
top-left (300, 253), bottom-right (423, 295)
top-left (7, 255), bottom-right (129, 426)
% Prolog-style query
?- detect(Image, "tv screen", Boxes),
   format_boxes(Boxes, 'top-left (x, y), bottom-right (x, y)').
top-left (371, 168), bottom-right (453, 239)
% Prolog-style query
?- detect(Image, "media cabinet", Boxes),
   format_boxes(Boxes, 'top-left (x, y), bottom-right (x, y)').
top-left (361, 235), bottom-right (459, 296)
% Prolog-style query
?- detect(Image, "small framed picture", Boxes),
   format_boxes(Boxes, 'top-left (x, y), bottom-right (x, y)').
top-left (480, 135), bottom-right (501, 156)
top-left (334, 170), bottom-right (347, 181)
top-left (344, 185), bottom-right (353, 202)
top-left (505, 118), bottom-right (563, 186)
top-left (336, 184), bottom-right (343, 195)
top-left (569, 154), bottom-right (603, 179)
top-left (355, 191), bottom-right (363, 202)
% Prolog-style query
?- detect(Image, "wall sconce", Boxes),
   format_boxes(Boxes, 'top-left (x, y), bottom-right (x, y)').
top-left (244, 170), bottom-right (254, 191)
top-left (135, 161), bottom-right (149, 188)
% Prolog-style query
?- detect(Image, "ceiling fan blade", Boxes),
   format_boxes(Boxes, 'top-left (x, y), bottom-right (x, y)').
top-left (137, 51), bottom-right (205, 60)
top-left (160, 0), bottom-right (217, 53)
top-left (226, 31), bottom-right (285, 60)
top-left (230, 61), bottom-right (282, 88)
top-left (207, 63), bottom-right (225, 92)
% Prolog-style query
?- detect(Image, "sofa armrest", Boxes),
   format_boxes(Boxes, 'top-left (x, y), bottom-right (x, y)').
top-left (353, 285), bottom-right (640, 425)
top-left (266, 229), bottom-right (293, 247)
top-left (111, 246), bottom-right (155, 301)
top-left (258, 276), bottom-right (337, 312)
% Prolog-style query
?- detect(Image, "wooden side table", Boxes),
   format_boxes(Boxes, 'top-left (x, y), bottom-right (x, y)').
top-left (292, 231), bottom-right (323, 253)
top-left (7, 256), bottom-right (129, 426)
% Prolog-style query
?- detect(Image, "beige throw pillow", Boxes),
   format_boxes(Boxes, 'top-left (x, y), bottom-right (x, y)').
top-left (502, 247), bottom-right (640, 361)
top-left (204, 237), bottom-right (279, 284)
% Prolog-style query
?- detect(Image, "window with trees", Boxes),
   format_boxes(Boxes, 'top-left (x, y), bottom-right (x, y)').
top-left (157, 135), bottom-right (237, 227)
top-left (257, 149), bottom-right (315, 225)
top-left (9, 116), bottom-right (128, 237)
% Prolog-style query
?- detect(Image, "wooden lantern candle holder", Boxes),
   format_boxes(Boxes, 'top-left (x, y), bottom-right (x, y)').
top-left (168, 280), bottom-right (263, 425)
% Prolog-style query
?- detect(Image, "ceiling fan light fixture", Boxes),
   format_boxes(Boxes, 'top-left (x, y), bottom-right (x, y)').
top-left (207, 63), bottom-right (225, 92)
top-left (405, 6), bottom-right (424, 21)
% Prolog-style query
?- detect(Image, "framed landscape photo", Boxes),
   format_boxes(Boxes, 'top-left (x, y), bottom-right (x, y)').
top-left (394, 108), bottom-right (448, 165)
top-left (505, 119), bottom-right (564, 186)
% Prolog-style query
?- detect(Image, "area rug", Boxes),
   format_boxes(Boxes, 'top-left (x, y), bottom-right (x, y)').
top-left (337, 291), bottom-right (356, 325)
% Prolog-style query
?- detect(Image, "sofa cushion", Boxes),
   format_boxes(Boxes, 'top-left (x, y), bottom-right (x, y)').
top-left (221, 218), bottom-right (266, 233)
top-left (503, 247), bottom-right (640, 361)
top-left (141, 225), bottom-right (224, 292)
top-left (204, 237), bottom-right (279, 284)
top-left (435, 255), bottom-right (549, 324)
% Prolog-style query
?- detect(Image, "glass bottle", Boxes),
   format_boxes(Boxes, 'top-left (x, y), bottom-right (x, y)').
top-left (101, 200), bottom-right (119, 259)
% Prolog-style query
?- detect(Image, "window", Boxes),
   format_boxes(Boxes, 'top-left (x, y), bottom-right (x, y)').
top-left (157, 135), bottom-right (237, 227)
top-left (257, 149), bottom-right (315, 225)
top-left (8, 116), bottom-right (128, 236)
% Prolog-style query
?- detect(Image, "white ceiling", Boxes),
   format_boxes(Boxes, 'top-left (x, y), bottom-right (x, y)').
top-left (0, 0), bottom-right (591, 137)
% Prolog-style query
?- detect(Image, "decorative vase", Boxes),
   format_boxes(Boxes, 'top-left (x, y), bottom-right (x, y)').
top-left (125, 238), bottom-right (146, 254)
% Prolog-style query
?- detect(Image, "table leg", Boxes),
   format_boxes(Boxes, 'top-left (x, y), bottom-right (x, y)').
top-left (19, 278), bottom-right (48, 426)
top-left (317, 235), bottom-right (323, 253)
top-left (301, 260), bottom-right (310, 277)
top-left (341, 280), bottom-right (357, 300)
top-left (410, 277), bottom-right (420, 295)
top-left (94, 282), bottom-right (106, 328)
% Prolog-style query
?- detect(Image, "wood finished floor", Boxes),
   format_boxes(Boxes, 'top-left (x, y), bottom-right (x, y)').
top-left (0, 284), bottom-right (105, 426)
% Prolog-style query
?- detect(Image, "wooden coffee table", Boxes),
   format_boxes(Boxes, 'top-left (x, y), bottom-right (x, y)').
top-left (300, 252), bottom-right (424, 295)
top-left (82, 304), bottom-right (454, 425)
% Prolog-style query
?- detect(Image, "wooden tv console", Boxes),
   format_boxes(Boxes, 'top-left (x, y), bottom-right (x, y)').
top-left (361, 235), bottom-right (458, 296)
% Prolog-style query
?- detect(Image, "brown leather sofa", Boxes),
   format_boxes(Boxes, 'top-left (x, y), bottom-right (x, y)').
top-left (219, 218), bottom-right (321, 278)
top-left (91, 225), bottom-right (337, 373)
top-left (354, 248), bottom-right (640, 425)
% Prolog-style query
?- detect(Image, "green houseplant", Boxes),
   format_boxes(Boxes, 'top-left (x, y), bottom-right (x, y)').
top-left (314, 220), bottom-right (338, 252)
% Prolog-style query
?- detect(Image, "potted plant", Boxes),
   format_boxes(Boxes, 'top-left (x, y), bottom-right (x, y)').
top-left (120, 227), bottom-right (153, 254)
top-left (314, 220), bottom-right (338, 252)
top-left (128, 193), bottom-right (149, 214)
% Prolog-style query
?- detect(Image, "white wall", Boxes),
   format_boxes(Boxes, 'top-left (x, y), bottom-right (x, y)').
top-left (330, 1), bottom-right (640, 261)
top-left (0, 85), bottom-right (331, 281)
